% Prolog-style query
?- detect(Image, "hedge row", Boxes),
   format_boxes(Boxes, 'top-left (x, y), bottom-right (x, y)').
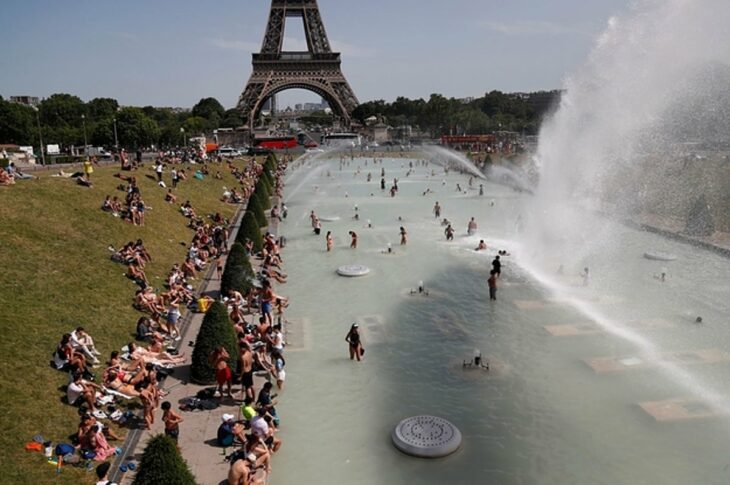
top-left (220, 242), bottom-right (254, 296)
top-left (190, 301), bottom-right (239, 383)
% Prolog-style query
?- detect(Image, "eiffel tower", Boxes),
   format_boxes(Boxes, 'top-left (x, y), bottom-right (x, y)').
top-left (237, 0), bottom-right (360, 129)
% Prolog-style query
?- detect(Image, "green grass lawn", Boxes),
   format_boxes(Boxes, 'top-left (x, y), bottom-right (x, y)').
top-left (0, 159), bottom-right (252, 484)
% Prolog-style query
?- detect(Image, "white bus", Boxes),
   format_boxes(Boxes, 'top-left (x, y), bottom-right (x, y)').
top-left (322, 132), bottom-right (362, 148)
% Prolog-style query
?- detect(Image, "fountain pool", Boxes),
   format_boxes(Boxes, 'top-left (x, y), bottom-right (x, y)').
top-left (268, 156), bottom-right (730, 485)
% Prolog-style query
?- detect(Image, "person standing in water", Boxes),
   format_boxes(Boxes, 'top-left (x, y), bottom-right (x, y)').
top-left (326, 231), bottom-right (333, 252)
top-left (479, 184), bottom-right (484, 196)
top-left (349, 231), bottom-right (358, 249)
top-left (445, 224), bottom-right (454, 241)
top-left (433, 201), bottom-right (441, 218)
top-left (400, 227), bottom-right (407, 245)
top-left (488, 270), bottom-right (498, 300)
top-left (581, 267), bottom-right (590, 286)
top-left (345, 323), bottom-right (363, 361)
top-left (492, 255), bottom-right (501, 277)
top-left (467, 217), bottom-right (477, 236)
top-left (381, 177), bottom-right (386, 190)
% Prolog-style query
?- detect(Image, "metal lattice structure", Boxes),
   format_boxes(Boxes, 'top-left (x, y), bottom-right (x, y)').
top-left (237, 0), bottom-right (359, 128)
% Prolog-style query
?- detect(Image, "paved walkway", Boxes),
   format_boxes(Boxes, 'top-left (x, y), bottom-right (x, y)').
top-left (115, 200), bottom-right (283, 484)
top-left (629, 212), bottom-right (730, 257)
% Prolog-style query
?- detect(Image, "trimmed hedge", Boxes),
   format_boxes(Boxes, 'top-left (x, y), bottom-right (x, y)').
top-left (248, 193), bottom-right (268, 227)
top-left (236, 210), bottom-right (263, 252)
top-left (220, 242), bottom-right (254, 296)
top-left (190, 302), bottom-right (239, 383)
top-left (132, 434), bottom-right (196, 485)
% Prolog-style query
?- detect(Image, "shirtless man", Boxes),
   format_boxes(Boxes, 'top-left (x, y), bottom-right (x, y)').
top-left (475, 240), bottom-right (487, 251)
top-left (467, 217), bottom-right (477, 236)
top-left (433, 201), bottom-right (441, 218)
top-left (239, 340), bottom-right (255, 400)
top-left (210, 346), bottom-right (233, 398)
top-left (400, 227), bottom-right (407, 245)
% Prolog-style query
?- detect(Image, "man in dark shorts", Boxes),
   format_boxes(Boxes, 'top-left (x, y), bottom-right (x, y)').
top-left (488, 270), bottom-right (498, 300)
top-left (492, 255), bottom-right (501, 277)
top-left (161, 401), bottom-right (183, 444)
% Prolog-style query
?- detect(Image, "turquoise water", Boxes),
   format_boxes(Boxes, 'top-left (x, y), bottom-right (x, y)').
top-left (270, 156), bottom-right (730, 485)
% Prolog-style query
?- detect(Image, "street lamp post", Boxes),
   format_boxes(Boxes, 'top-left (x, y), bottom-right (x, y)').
top-left (81, 114), bottom-right (88, 157)
top-left (113, 117), bottom-right (119, 152)
top-left (180, 127), bottom-right (186, 148)
top-left (33, 107), bottom-right (45, 165)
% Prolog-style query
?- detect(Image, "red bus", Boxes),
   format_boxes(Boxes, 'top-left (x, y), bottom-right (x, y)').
top-left (253, 136), bottom-right (298, 150)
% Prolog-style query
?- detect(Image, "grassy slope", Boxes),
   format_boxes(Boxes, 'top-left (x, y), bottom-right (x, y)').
top-left (0, 161), bottom-right (248, 484)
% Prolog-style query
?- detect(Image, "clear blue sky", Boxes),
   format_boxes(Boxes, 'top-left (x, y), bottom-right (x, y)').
top-left (1, 0), bottom-right (631, 109)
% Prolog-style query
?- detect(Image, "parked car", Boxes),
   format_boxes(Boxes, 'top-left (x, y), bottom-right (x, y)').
top-left (217, 147), bottom-right (243, 158)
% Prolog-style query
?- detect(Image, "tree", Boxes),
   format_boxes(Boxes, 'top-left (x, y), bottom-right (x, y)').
top-left (221, 108), bottom-right (244, 128)
top-left (132, 434), bottom-right (196, 485)
top-left (237, 211), bottom-right (263, 252)
top-left (249, 194), bottom-right (268, 227)
top-left (190, 302), bottom-right (239, 384)
top-left (116, 107), bottom-right (161, 148)
top-left (86, 97), bottom-right (119, 121)
top-left (0, 97), bottom-right (36, 145)
top-left (192, 97), bottom-right (225, 121)
top-left (220, 243), bottom-right (254, 296)
top-left (182, 116), bottom-right (207, 136)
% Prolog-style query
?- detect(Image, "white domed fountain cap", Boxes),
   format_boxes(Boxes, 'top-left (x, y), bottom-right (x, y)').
top-left (392, 415), bottom-right (462, 458)
top-left (337, 264), bottom-right (370, 277)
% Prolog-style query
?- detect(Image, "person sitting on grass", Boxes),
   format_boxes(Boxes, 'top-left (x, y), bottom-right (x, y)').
top-left (101, 195), bottom-right (114, 212)
top-left (128, 342), bottom-right (186, 366)
top-left (165, 189), bottom-right (177, 204)
top-left (67, 372), bottom-right (103, 412)
top-left (135, 287), bottom-right (166, 316)
top-left (0, 167), bottom-right (17, 186)
top-left (77, 414), bottom-right (121, 447)
top-left (70, 327), bottom-right (101, 364)
top-left (53, 333), bottom-right (90, 373)
top-left (103, 369), bottom-right (141, 397)
top-left (84, 420), bottom-right (119, 461)
top-left (127, 261), bottom-right (148, 287)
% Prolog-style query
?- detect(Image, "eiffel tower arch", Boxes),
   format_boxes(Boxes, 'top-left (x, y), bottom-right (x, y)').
top-left (237, 0), bottom-right (359, 129)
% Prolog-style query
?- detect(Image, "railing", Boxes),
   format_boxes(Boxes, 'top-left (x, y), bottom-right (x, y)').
top-left (253, 52), bottom-right (340, 62)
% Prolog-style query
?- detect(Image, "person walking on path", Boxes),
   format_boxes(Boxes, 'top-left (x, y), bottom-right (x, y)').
top-left (488, 270), bottom-right (498, 300)
top-left (345, 323), bottom-right (364, 362)
top-left (161, 401), bottom-right (183, 445)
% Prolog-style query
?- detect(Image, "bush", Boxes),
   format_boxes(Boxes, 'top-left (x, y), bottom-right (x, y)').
top-left (190, 302), bottom-right (239, 383)
top-left (132, 434), bottom-right (196, 485)
top-left (248, 194), bottom-right (268, 227)
top-left (236, 210), bottom-right (263, 252)
top-left (220, 242), bottom-right (254, 296)
top-left (255, 179), bottom-right (272, 209)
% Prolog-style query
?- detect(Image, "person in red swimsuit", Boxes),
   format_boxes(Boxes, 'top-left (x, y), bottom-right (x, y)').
top-left (210, 346), bottom-right (233, 398)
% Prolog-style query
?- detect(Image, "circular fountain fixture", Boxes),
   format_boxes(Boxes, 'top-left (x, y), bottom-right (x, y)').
top-left (320, 216), bottom-right (340, 222)
top-left (336, 264), bottom-right (370, 277)
top-left (392, 415), bottom-right (461, 458)
top-left (643, 251), bottom-right (677, 261)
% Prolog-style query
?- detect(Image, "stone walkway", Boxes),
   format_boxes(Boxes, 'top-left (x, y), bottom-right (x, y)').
top-left (629, 212), bottom-right (730, 257)
top-left (114, 200), bottom-right (282, 484)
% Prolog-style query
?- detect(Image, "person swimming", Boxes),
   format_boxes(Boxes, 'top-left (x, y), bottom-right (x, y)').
top-left (475, 240), bottom-right (487, 251)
